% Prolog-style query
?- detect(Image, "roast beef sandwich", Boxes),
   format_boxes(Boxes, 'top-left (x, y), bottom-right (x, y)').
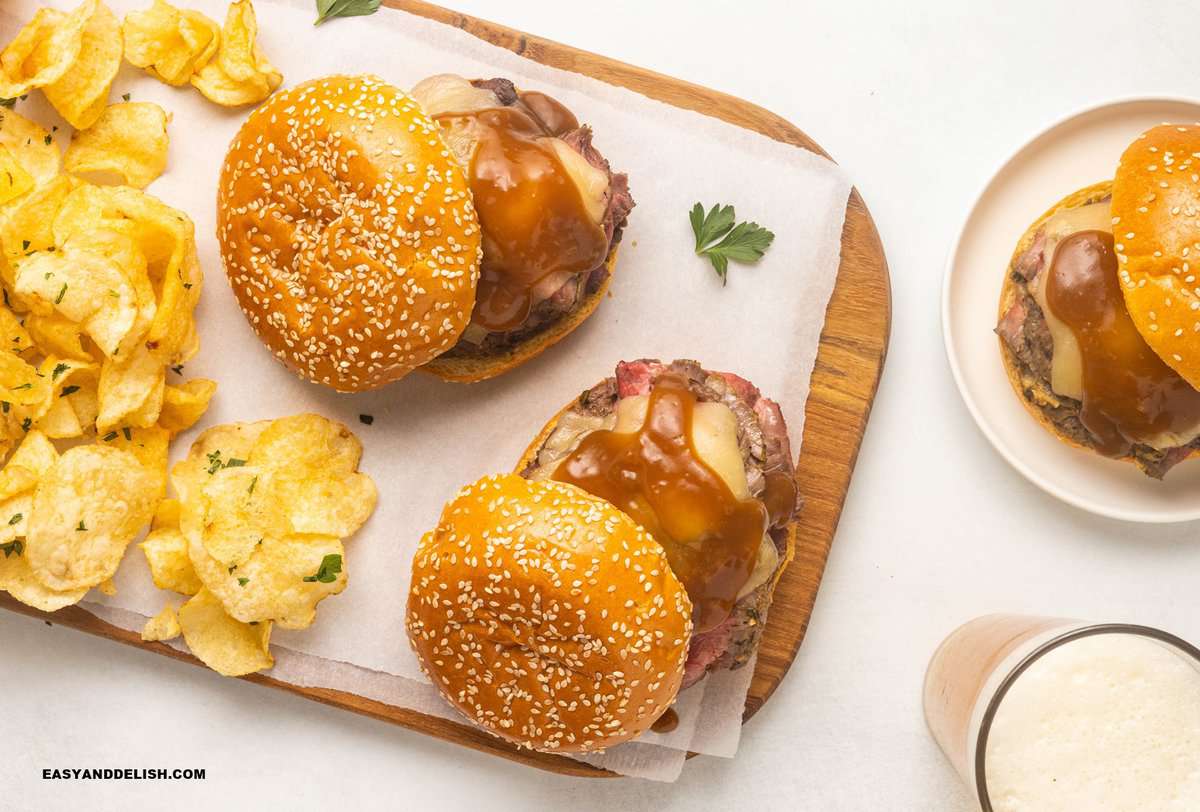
top-left (405, 359), bottom-right (800, 753)
top-left (996, 124), bottom-right (1200, 478)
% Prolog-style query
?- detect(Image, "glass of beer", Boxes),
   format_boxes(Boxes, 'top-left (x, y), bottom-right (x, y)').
top-left (923, 614), bottom-right (1200, 811)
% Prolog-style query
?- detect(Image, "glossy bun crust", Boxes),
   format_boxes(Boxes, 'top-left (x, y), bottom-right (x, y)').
top-left (1113, 123), bottom-right (1200, 388)
top-left (406, 473), bottom-right (693, 754)
top-left (217, 74), bottom-right (482, 392)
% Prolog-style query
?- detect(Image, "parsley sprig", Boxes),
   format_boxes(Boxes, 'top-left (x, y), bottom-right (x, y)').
top-left (314, 0), bottom-right (380, 25)
top-left (688, 203), bottom-right (775, 285)
top-left (303, 554), bottom-right (343, 584)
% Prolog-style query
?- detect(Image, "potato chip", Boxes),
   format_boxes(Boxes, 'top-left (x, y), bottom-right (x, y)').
top-left (169, 419), bottom-right (269, 504)
top-left (141, 521), bottom-right (200, 596)
top-left (0, 174), bottom-right (77, 264)
top-left (158, 378), bottom-right (215, 434)
top-left (178, 587), bottom-right (272, 676)
top-left (64, 103), bottom-right (170, 189)
top-left (188, 530), bottom-right (345, 629)
top-left (0, 146), bottom-right (34, 208)
top-left (269, 469), bottom-right (377, 538)
top-left (24, 313), bottom-right (91, 361)
top-left (0, 1), bottom-right (97, 99)
top-left (37, 395), bottom-right (82, 438)
top-left (0, 304), bottom-right (34, 359)
top-left (97, 576), bottom-right (116, 595)
top-left (42, 2), bottom-right (121, 130)
top-left (190, 464), bottom-right (289, 568)
top-left (0, 543), bottom-right (87, 611)
top-left (141, 603), bottom-right (180, 641)
top-left (0, 351), bottom-right (48, 407)
top-left (9, 428), bottom-right (59, 477)
top-left (96, 344), bottom-right (163, 430)
top-left (0, 109), bottom-right (61, 191)
top-left (123, 1), bottom-right (220, 87)
top-left (24, 444), bottom-right (158, 591)
top-left (105, 423), bottom-right (169, 498)
top-left (0, 465), bottom-right (37, 503)
top-left (14, 240), bottom-right (141, 357)
top-left (191, 0), bottom-right (281, 107)
top-left (249, 413), bottom-right (363, 475)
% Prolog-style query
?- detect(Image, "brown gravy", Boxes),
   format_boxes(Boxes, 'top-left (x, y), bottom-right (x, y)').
top-left (551, 374), bottom-right (767, 633)
top-left (1045, 229), bottom-right (1200, 455)
top-left (435, 96), bottom-right (607, 333)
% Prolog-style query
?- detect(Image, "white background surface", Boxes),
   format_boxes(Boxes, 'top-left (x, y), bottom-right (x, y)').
top-left (4, 0), bottom-right (1200, 809)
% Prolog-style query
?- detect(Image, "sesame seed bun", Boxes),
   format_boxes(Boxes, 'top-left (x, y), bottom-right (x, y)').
top-left (419, 249), bottom-right (617, 383)
top-left (216, 75), bottom-right (482, 393)
top-left (1113, 124), bottom-right (1200, 388)
top-left (406, 473), bottom-right (692, 754)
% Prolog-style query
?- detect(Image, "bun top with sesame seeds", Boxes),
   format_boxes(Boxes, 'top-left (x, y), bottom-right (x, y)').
top-left (406, 473), bottom-right (693, 754)
top-left (1113, 123), bottom-right (1200, 389)
top-left (217, 75), bottom-right (482, 392)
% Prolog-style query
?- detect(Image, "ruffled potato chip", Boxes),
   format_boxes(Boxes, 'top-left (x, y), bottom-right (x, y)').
top-left (0, 109), bottom-right (60, 191)
top-left (0, 304), bottom-right (35, 359)
top-left (0, 146), bottom-right (34, 207)
top-left (178, 587), bottom-right (272, 676)
top-left (105, 423), bottom-right (169, 498)
top-left (42, 2), bottom-right (121, 130)
top-left (64, 103), bottom-right (170, 189)
top-left (9, 428), bottom-right (58, 477)
top-left (141, 603), bottom-right (180, 641)
top-left (158, 378), bottom-right (215, 434)
top-left (0, 0), bottom-right (97, 99)
top-left (188, 530), bottom-right (345, 629)
top-left (191, 0), bottom-right (281, 107)
top-left (123, 1), bottom-right (220, 87)
top-left (24, 444), bottom-right (158, 591)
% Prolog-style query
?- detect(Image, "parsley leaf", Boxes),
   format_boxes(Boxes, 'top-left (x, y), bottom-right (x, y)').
top-left (302, 554), bottom-right (343, 583)
top-left (688, 202), bottom-right (776, 285)
top-left (51, 362), bottom-right (69, 380)
top-left (237, 577), bottom-right (249, 587)
top-left (0, 539), bottom-right (23, 558)
top-left (314, 0), bottom-right (380, 25)
top-left (359, 414), bottom-right (374, 426)
top-left (59, 385), bottom-right (79, 397)
top-left (76, 520), bottom-right (87, 532)
top-left (7, 512), bottom-right (21, 525)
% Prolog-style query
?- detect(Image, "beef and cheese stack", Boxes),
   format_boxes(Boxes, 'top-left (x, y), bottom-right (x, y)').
top-left (996, 124), bottom-right (1200, 477)
top-left (410, 74), bottom-right (635, 382)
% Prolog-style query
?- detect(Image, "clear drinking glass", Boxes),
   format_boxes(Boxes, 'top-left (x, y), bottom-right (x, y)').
top-left (923, 613), bottom-right (1200, 811)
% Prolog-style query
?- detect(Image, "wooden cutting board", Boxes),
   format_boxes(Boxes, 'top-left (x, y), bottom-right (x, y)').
top-left (0, 0), bottom-right (890, 779)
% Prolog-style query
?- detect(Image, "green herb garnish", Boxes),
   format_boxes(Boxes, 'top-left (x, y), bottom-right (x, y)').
top-left (688, 203), bottom-right (775, 285)
top-left (59, 385), bottom-right (79, 397)
top-left (237, 577), bottom-right (249, 587)
top-left (0, 539), bottom-right (23, 558)
top-left (303, 554), bottom-right (343, 583)
top-left (0, 98), bottom-right (15, 109)
top-left (101, 430), bottom-right (117, 441)
top-left (247, 475), bottom-right (258, 496)
top-left (76, 520), bottom-right (87, 532)
top-left (359, 414), bottom-right (374, 426)
top-left (122, 427), bottom-right (131, 441)
top-left (51, 362), bottom-right (69, 381)
top-left (314, 0), bottom-right (380, 25)
top-left (7, 513), bottom-right (22, 525)
top-left (54, 283), bottom-right (67, 304)
top-left (121, 93), bottom-right (131, 102)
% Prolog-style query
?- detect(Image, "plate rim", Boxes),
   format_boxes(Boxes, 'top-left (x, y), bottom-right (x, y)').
top-left (942, 93), bottom-right (1200, 524)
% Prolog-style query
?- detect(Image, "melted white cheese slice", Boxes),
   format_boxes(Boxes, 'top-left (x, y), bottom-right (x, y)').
top-left (1029, 201), bottom-right (1112, 400)
top-left (411, 73), bottom-right (609, 226)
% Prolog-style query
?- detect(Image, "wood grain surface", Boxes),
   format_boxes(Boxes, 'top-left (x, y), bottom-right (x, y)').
top-left (0, 0), bottom-right (891, 779)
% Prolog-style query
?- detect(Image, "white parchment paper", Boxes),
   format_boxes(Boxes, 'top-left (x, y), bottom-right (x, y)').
top-left (2, 0), bottom-right (851, 781)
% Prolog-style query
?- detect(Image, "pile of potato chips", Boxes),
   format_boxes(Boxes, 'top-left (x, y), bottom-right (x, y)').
top-left (0, 0), bottom-right (221, 622)
top-left (139, 414), bottom-right (377, 676)
top-left (0, 0), bottom-right (281, 112)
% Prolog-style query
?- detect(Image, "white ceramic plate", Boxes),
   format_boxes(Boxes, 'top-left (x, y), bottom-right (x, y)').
top-left (943, 97), bottom-right (1200, 523)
